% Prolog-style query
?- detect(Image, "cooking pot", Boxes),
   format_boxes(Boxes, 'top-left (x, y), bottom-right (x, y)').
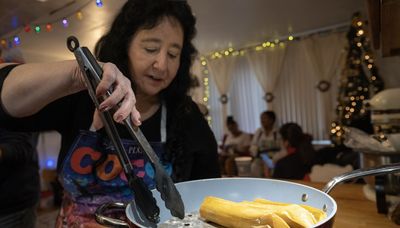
top-left (95, 163), bottom-right (400, 227)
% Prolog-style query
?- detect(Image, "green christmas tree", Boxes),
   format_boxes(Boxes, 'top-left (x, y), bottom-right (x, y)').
top-left (331, 12), bottom-right (384, 144)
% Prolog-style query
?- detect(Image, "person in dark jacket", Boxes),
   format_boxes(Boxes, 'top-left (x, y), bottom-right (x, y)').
top-left (0, 129), bottom-right (39, 228)
top-left (272, 123), bottom-right (316, 180)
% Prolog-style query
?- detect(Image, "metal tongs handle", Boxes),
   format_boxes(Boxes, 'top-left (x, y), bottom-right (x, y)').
top-left (66, 36), bottom-right (160, 223)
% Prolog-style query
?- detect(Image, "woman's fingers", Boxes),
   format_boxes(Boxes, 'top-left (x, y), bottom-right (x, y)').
top-left (95, 62), bottom-right (141, 126)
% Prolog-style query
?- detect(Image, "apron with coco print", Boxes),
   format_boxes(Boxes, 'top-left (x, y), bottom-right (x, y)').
top-left (56, 104), bottom-right (171, 228)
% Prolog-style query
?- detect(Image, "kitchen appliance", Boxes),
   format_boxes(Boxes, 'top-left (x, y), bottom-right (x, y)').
top-left (367, 88), bottom-right (400, 135)
top-left (361, 88), bottom-right (400, 213)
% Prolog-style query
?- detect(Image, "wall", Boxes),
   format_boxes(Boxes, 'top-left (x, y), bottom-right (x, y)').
top-left (376, 54), bottom-right (400, 89)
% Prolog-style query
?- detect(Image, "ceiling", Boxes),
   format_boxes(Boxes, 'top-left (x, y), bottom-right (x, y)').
top-left (0, 0), bottom-right (366, 62)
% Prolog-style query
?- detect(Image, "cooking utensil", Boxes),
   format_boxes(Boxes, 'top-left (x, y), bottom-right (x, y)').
top-left (96, 162), bottom-right (400, 227)
top-left (66, 36), bottom-right (184, 224)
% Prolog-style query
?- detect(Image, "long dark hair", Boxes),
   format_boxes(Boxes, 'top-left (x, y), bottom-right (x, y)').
top-left (279, 123), bottom-right (315, 166)
top-left (94, 0), bottom-right (198, 181)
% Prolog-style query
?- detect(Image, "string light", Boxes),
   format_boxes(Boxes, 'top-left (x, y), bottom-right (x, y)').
top-left (96, 0), bottom-right (103, 7)
top-left (62, 18), bottom-right (69, 27)
top-left (204, 33), bottom-right (292, 60)
top-left (34, 25), bottom-right (41, 33)
top-left (13, 36), bottom-right (20, 45)
top-left (76, 11), bottom-right (83, 20)
top-left (24, 25), bottom-right (31, 33)
top-left (45, 23), bottom-right (52, 32)
top-left (0, 0), bottom-right (95, 47)
top-left (200, 56), bottom-right (212, 125)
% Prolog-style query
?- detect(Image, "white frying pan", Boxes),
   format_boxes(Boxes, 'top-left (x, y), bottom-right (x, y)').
top-left (95, 163), bottom-right (400, 227)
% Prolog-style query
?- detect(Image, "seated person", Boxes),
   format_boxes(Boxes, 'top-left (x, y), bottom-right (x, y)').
top-left (250, 111), bottom-right (280, 157)
top-left (250, 111), bottom-right (280, 177)
top-left (219, 116), bottom-right (252, 176)
top-left (271, 123), bottom-right (316, 180)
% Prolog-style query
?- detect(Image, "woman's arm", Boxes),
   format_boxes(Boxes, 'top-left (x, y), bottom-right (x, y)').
top-left (0, 61), bottom-right (141, 125)
top-left (1, 61), bottom-right (84, 117)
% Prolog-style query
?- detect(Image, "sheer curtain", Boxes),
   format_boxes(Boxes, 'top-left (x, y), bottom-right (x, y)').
top-left (274, 41), bottom-right (322, 138)
top-left (229, 57), bottom-right (267, 134)
top-left (303, 33), bottom-right (347, 135)
top-left (274, 35), bottom-right (345, 140)
top-left (207, 56), bottom-right (239, 134)
top-left (206, 33), bottom-right (346, 141)
top-left (246, 45), bottom-right (286, 110)
top-left (208, 56), bottom-right (266, 140)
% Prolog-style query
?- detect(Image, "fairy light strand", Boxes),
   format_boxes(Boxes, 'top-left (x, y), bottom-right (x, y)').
top-left (0, 0), bottom-right (97, 48)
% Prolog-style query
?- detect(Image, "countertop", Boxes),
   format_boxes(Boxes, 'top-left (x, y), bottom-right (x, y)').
top-left (296, 180), bottom-right (399, 227)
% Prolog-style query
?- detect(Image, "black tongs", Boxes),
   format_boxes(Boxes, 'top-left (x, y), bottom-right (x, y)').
top-left (66, 36), bottom-right (185, 224)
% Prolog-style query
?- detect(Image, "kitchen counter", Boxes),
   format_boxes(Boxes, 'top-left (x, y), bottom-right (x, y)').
top-left (296, 180), bottom-right (399, 227)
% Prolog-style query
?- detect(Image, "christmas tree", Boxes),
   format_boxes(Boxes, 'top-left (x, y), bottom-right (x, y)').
top-left (330, 12), bottom-right (384, 144)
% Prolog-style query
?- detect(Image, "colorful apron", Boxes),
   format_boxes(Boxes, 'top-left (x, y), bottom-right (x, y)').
top-left (56, 105), bottom-right (170, 228)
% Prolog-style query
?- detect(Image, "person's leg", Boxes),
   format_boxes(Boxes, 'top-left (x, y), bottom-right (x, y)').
top-left (0, 206), bottom-right (37, 228)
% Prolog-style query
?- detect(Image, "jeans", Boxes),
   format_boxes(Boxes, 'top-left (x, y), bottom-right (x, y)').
top-left (0, 206), bottom-right (37, 228)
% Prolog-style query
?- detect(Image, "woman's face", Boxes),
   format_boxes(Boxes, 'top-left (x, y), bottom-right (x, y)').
top-left (261, 114), bottom-right (273, 129)
top-left (128, 17), bottom-right (183, 97)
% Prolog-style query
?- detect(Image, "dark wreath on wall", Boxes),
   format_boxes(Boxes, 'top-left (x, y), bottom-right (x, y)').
top-left (316, 80), bottom-right (331, 92)
top-left (219, 94), bottom-right (229, 104)
top-left (263, 92), bottom-right (274, 103)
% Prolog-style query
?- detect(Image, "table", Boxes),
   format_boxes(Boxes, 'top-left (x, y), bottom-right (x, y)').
top-left (296, 181), bottom-right (398, 227)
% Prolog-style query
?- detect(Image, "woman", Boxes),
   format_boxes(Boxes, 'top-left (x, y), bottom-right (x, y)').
top-left (249, 111), bottom-right (280, 177)
top-left (250, 111), bottom-right (280, 157)
top-left (219, 116), bottom-right (251, 176)
top-left (0, 0), bottom-right (220, 226)
top-left (272, 123), bottom-right (316, 180)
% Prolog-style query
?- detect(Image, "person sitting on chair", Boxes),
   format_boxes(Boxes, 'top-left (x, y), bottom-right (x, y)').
top-left (219, 116), bottom-right (252, 176)
top-left (272, 122), bottom-right (316, 180)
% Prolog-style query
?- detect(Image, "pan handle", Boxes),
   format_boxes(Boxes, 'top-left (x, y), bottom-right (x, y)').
top-left (322, 162), bottom-right (400, 193)
top-left (95, 202), bottom-right (129, 227)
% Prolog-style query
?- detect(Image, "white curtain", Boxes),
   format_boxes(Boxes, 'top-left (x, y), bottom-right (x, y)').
top-left (274, 41), bottom-right (322, 138)
top-left (208, 56), bottom-right (266, 141)
top-left (207, 32), bottom-right (347, 141)
top-left (246, 45), bottom-right (286, 109)
top-left (304, 33), bottom-right (346, 82)
top-left (229, 57), bottom-right (267, 135)
top-left (302, 33), bottom-right (347, 138)
top-left (207, 55), bottom-right (239, 134)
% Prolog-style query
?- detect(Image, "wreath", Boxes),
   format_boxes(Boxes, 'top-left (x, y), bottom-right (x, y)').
top-left (219, 94), bottom-right (229, 104)
top-left (316, 80), bottom-right (331, 92)
top-left (263, 92), bottom-right (274, 103)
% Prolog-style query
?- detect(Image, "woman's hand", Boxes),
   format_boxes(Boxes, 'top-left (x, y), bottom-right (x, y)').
top-left (86, 62), bottom-right (141, 127)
